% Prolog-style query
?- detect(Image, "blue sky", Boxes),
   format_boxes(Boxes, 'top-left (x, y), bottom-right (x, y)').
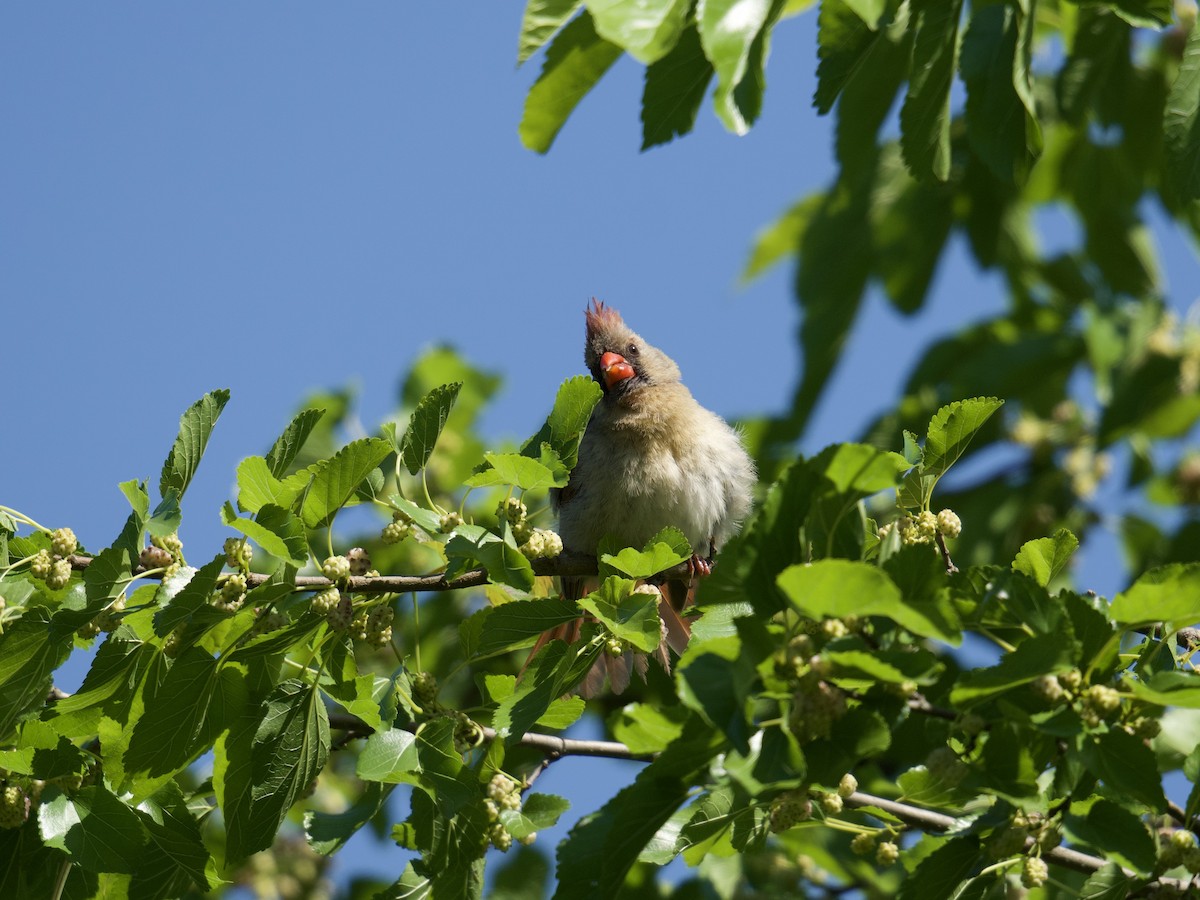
top-left (3, 3), bottom-right (1198, 893)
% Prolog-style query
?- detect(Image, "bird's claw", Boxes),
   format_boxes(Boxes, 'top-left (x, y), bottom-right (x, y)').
top-left (689, 554), bottom-right (713, 578)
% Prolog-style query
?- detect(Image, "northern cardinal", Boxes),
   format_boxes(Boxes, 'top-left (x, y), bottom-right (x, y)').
top-left (542, 300), bottom-right (756, 694)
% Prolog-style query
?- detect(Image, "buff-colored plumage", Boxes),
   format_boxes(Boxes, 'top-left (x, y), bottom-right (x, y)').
top-left (542, 301), bottom-right (756, 695)
top-left (556, 300), bottom-right (755, 559)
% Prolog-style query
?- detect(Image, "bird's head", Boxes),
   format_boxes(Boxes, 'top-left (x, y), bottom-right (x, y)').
top-left (583, 299), bottom-right (681, 396)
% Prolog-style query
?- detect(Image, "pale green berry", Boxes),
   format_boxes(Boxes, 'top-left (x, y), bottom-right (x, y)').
top-left (346, 547), bottom-right (371, 576)
top-left (519, 530), bottom-right (547, 560)
top-left (936, 509), bottom-right (962, 538)
top-left (1021, 856), bottom-right (1048, 888)
top-left (517, 832), bottom-right (536, 847)
top-left (322, 555), bottom-right (351, 581)
top-left (163, 627), bottom-right (185, 658)
top-left (489, 823), bottom-right (512, 852)
top-left (1031, 674), bottom-right (1064, 703)
top-left (76, 619), bottom-right (101, 640)
top-left (1058, 669), bottom-right (1083, 692)
top-left (312, 587), bottom-right (340, 615)
top-left (46, 558), bottom-right (72, 590)
top-left (382, 518), bottom-right (411, 544)
top-left (152, 533), bottom-right (183, 558)
top-left (539, 529), bottom-right (563, 558)
top-left (438, 511), bottom-right (463, 534)
top-left (96, 595), bottom-right (126, 632)
top-left (349, 610), bottom-right (370, 642)
top-left (29, 549), bottom-right (53, 580)
top-left (850, 833), bottom-right (876, 856)
top-left (820, 793), bottom-right (843, 814)
top-left (821, 618), bottom-right (848, 639)
top-left (0, 785), bottom-right (29, 829)
top-left (838, 773), bottom-right (858, 798)
top-left (497, 497), bottom-right (527, 525)
top-left (50, 527), bottom-right (78, 558)
top-left (488, 773), bottom-right (518, 803)
top-left (876, 841), bottom-right (899, 866)
top-left (484, 799), bottom-right (500, 822)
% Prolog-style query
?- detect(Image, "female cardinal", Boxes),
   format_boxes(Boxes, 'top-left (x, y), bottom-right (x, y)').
top-left (545, 300), bottom-right (756, 693)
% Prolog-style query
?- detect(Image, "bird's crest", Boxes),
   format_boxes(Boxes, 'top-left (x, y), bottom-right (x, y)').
top-left (585, 298), bottom-right (624, 338)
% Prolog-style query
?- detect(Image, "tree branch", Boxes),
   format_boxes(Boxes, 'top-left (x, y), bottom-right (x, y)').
top-left (65, 552), bottom-right (692, 594)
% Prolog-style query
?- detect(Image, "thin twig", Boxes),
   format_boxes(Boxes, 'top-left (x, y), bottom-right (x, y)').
top-left (65, 553), bottom-right (692, 594)
top-left (935, 532), bottom-right (958, 574)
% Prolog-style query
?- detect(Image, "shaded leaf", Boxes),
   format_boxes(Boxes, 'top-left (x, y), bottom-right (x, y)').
top-left (520, 12), bottom-right (623, 153)
top-left (641, 24), bottom-right (715, 149)
top-left (900, 0), bottom-right (963, 181)
top-left (1164, 15), bottom-right (1200, 203)
top-left (159, 389), bottom-right (230, 501)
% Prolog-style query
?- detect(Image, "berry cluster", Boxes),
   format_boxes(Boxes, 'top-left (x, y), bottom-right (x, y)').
top-left (518, 528), bottom-right (563, 561)
top-left (249, 607), bottom-right (289, 637)
top-left (213, 573), bottom-right (247, 613)
top-left (438, 511), bottom-right (464, 534)
top-left (224, 537), bottom-right (254, 572)
top-left (767, 790), bottom-right (812, 833)
top-left (349, 604), bottom-right (394, 647)
top-left (381, 510), bottom-right (414, 544)
top-left (878, 508), bottom-right (961, 545)
top-left (0, 784), bottom-right (30, 829)
top-left (483, 773), bottom-right (533, 851)
top-left (786, 674), bottom-right (847, 744)
top-left (322, 555), bottom-right (352, 582)
top-left (28, 526), bottom-right (79, 591)
top-left (847, 832), bottom-right (898, 866)
top-left (1160, 829), bottom-right (1200, 875)
top-left (1030, 669), bottom-right (1140, 730)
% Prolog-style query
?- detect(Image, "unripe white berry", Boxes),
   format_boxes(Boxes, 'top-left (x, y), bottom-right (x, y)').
top-left (838, 773), bottom-right (858, 798)
top-left (322, 555), bottom-right (351, 581)
top-left (51, 527), bottom-right (78, 558)
top-left (936, 509), bottom-right (962, 538)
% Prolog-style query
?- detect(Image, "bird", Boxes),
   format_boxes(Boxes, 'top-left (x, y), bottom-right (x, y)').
top-left (542, 299), bottom-right (756, 694)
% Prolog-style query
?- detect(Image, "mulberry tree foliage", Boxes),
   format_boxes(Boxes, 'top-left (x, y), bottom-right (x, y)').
top-left (2, 1), bottom-right (1200, 898)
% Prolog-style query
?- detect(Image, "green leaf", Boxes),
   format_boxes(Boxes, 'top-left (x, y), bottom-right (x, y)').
top-left (304, 782), bottom-right (391, 856)
top-left (600, 527), bottom-right (691, 579)
top-left (1165, 15), bottom-right (1200, 203)
top-left (461, 597), bottom-right (581, 658)
top-left (220, 680), bottom-right (330, 862)
top-left (158, 389), bottom-right (230, 501)
top-left (1064, 798), bottom-right (1157, 875)
top-left (494, 639), bottom-right (602, 740)
top-left (264, 407), bottom-right (326, 478)
top-left (960, 3), bottom-right (1037, 183)
top-left (520, 11), bottom-right (623, 153)
top-left (146, 492), bottom-right (182, 539)
top-left (778, 559), bottom-right (958, 643)
top-left (235, 455), bottom-right (290, 514)
top-left (676, 633), bottom-right (757, 751)
top-left (134, 781), bottom-right (217, 892)
top-left (553, 718), bottom-right (723, 900)
top-left (698, 0), bottom-right (779, 134)
top-left (54, 544), bottom-right (131, 630)
top-left (518, 0), bottom-right (584, 64)
top-left (444, 524), bottom-right (536, 593)
top-left (0, 609), bottom-right (73, 742)
top-left (921, 397), bottom-right (1004, 483)
top-left (465, 453), bottom-right (563, 490)
top-left (1107, 0), bottom-right (1173, 28)
top-left (814, 0), bottom-right (876, 114)
top-left (522, 375), bottom-right (603, 470)
top-left (641, 24), bottom-right (715, 150)
top-left (900, 0), bottom-right (963, 181)
top-left (1081, 729), bottom-right (1167, 813)
top-left (357, 728), bottom-right (420, 783)
top-left (819, 442), bottom-right (910, 494)
top-left (39, 784), bottom-right (148, 874)
top-left (1125, 670), bottom-right (1200, 708)
top-left (1078, 863), bottom-right (1136, 900)
top-left (578, 577), bottom-right (662, 653)
top-left (1012, 528), bottom-right (1079, 587)
top-left (500, 793), bottom-right (571, 840)
top-left (301, 437), bottom-right (392, 528)
top-left (220, 502), bottom-right (306, 567)
top-left (153, 553), bottom-right (227, 637)
top-left (125, 647), bottom-right (247, 783)
top-left (1110, 563), bottom-right (1200, 629)
top-left (894, 836), bottom-right (982, 900)
top-left (949, 632), bottom-right (1078, 706)
top-left (399, 383), bottom-right (462, 476)
top-left (588, 0), bottom-right (689, 63)
top-left (741, 195), bottom-right (820, 284)
top-left (610, 702), bottom-right (687, 753)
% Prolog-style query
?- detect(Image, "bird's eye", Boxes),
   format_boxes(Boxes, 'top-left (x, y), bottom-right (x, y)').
top-left (627, 343), bottom-right (639, 356)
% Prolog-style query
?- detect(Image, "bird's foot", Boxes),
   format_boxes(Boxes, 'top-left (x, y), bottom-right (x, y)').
top-left (688, 554), bottom-right (713, 578)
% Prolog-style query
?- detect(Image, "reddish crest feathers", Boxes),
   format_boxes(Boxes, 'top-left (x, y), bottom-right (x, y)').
top-left (585, 298), bottom-right (624, 338)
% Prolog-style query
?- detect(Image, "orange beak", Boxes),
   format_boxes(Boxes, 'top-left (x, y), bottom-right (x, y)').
top-left (600, 351), bottom-right (636, 389)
